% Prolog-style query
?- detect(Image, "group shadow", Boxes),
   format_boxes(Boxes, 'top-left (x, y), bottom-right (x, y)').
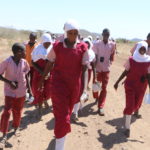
top-left (97, 117), bottom-right (144, 150)
top-left (19, 104), bottom-right (53, 131)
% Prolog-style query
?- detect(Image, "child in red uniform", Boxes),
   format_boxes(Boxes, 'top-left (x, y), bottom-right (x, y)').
top-left (130, 33), bottom-right (150, 117)
top-left (72, 37), bottom-right (96, 122)
top-left (0, 43), bottom-right (30, 148)
top-left (31, 33), bottom-right (52, 119)
top-left (38, 20), bottom-right (89, 150)
top-left (114, 41), bottom-right (150, 137)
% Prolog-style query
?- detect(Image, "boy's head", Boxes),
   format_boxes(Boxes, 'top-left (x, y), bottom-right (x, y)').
top-left (29, 32), bottom-right (37, 43)
top-left (102, 28), bottom-right (110, 43)
top-left (12, 43), bottom-right (26, 59)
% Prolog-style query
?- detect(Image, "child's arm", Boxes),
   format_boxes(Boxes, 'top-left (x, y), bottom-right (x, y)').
top-left (91, 61), bottom-right (97, 83)
top-left (114, 70), bottom-right (128, 90)
top-left (38, 61), bottom-right (54, 90)
top-left (82, 65), bottom-right (88, 93)
top-left (25, 74), bottom-right (32, 97)
top-left (0, 75), bottom-right (18, 89)
top-left (147, 73), bottom-right (150, 91)
top-left (32, 60), bottom-right (43, 75)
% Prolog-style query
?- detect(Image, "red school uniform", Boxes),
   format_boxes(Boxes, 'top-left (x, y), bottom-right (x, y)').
top-left (124, 57), bottom-right (150, 115)
top-left (47, 41), bottom-right (88, 138)
top-left (31, 44), bottom-right (52, 105)
top-left (31, 59), bottom-right (51, 105)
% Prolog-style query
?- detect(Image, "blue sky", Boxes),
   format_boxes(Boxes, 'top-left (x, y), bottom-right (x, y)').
top-left (0, 0), bottom-right (149, 39)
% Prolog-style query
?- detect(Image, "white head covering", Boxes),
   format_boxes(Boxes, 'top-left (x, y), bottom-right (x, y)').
top-left (64, 19), bottom-right (79, 32)
top-left (41, 33), bottom-right (52, 44)
top-left (83, 38), bottom-right (93, 49)
top-left (32, 33), bottom-right (52, 62)
top-left (133, 41), bottom-right (150, 62)
top-left (83, 38), bottom-right (95, 63)
top-left (87, 35), bottom-right (93, 41)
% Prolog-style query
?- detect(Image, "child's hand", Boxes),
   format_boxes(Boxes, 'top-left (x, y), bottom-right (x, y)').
top-left (45, 73), bottom-right (50, 80)
top-left (9, 81), bottom-right (18, 90)
top-left (114, 83), bottom-right (118, 90)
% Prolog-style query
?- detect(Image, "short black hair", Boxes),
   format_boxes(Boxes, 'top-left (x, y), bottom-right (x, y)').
top-left (29, 32), bottom-right (37, 38)
top-left (12, 43), bottom-right (25, 54)
top-left (147, 33), bottom-right (150, 39)
top-left (102, 28), bottom-right (110, 34)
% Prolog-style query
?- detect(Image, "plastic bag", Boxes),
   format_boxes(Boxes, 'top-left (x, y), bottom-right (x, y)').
top-left (144, 93), bottom-right (150, 104)
top-left (92, 82), bottom-right (101, 92)
top-left (80, 92), bottom-right (89, 105)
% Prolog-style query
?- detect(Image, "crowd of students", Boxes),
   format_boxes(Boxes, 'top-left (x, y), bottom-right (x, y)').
top-left (0, 19), bottom-right (150, 150)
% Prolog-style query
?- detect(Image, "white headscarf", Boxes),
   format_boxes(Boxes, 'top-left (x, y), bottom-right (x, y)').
top-left (64, 19), bottom-right (79, 32)
top-left (87, 35), bottom-right (93, 41)
top-left (83, 38), bottom-right (95, 63)
top-left (83, 38), bottom-right (93, 49)
top-left (133, 41), bottom-right (150, 62)
top-left (32, 33), bottom-right (52, 62)
top-left (41, 33), bottom-right (52, 44)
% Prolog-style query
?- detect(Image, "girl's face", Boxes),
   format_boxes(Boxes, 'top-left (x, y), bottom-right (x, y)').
top-left (67, 29), bottom-right (78, 43)
top-left (43, 42), bottom-right (51, 49)
top-left (85, 41), bottom-right (90, 49)
top-left (139, 46), bottom-right (146, 55)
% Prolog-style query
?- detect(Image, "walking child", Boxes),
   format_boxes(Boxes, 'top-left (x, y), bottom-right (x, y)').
top-left (114, 41), bottom-right (150, 137)
top-left (0, 43), bottom-right (30, 148)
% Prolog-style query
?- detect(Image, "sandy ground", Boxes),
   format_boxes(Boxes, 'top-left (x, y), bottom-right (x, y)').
top-left (0, 43), bottom-right (150, 150)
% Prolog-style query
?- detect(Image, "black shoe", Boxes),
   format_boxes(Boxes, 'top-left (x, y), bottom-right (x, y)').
top-left (133, 112), bottom-right (142, 119)
top-left (124, 129), bottom-right (130, 138)
top-left (71, 113), bottom-right (79, 123)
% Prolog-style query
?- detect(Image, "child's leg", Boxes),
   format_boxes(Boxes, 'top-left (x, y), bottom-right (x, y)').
top-left (12, 97), bottom-right (25, 130)
top-left (0, 96), bottom-right (13, 134)
top-left (125, 115), bottom-right (131, 129)
top-left (71, 102), bottom-right (80, 122)
top-left (55, 136), bottom-right (66, 150)
top-left (124, 115), bottom-right (131, 137)
top-left (98, 72), bottom-right (109, 109)
top-left (73, 102), bottom-right (80, 116)
top-left (44, 101), bottom-right (49, 109)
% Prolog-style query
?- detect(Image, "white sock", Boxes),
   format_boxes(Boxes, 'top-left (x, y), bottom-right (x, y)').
top-left (125, 115), bottom-right (131, 129)
top-left (55, 136), bottom-right (66, 150)
top-left (73, 102), bottom-right (80, 115)
top-left (79, 103), bottom-right (83, 110)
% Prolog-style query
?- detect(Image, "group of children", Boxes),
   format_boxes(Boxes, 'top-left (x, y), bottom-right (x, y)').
top-left (0, 19), bottom-right (150, 150)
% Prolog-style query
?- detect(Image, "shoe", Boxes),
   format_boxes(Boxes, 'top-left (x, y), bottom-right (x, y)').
top-left (133, 111), bottom-right (142, 119)
top-left (27, 96), bottom-right (34, 104)
top-left (124, 129), bottom-right (130, 138)
top-left (71, 113), bottom-right (78, 123)
top-left (13, 128), bottom-right (20, 137)
top-left (98, 108), bottom-right (105, 116)
top-left (95, 99), bottom-right (98, 104)
top-left (0, 136), bottom-right (7, 150)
